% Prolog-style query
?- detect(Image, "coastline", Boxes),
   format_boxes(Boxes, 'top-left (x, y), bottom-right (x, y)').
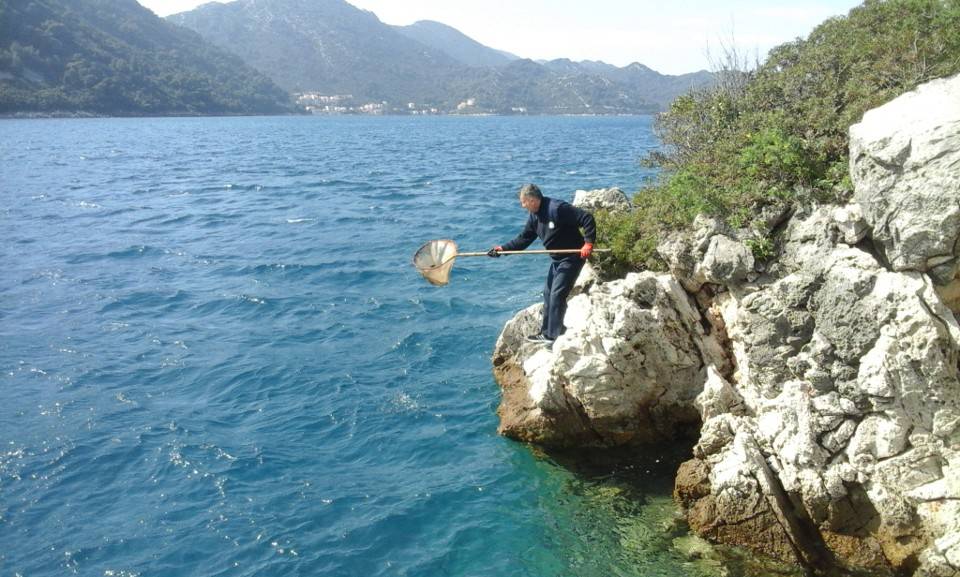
top-left (492, 76), bottom-right (960, 576)
top-left (0, 110), bottom-right (657, 119)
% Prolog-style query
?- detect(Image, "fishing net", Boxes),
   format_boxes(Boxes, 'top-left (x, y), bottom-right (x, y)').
top-left (413, 239), bottom-right (458, 286)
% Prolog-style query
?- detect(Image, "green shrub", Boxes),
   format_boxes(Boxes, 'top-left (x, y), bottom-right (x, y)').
top-left (745, 237), bottom-right (775, 262)
top-left (737, 127), bottom-right (817, 188)
top-left (594, 206), bottom-right (664, 278)
top-left (600, 0), bottom-right (960, 275)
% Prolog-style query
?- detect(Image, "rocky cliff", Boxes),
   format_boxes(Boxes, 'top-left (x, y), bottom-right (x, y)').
top-left (492, 74), bottom-right (960, 576)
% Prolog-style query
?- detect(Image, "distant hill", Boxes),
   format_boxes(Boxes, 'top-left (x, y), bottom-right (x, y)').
top-left (542, 59), bottom-right (716, 109)
top-left (168, 0), bottom-right (461, 102)
top-left (393, 20), bottom-right (519, 68)
top-left (170, 0), bottom-right (714, 114)
top-left (443, 58), bottom-right (645, 114)
top-left (0, 0), bottom-right (295, 115)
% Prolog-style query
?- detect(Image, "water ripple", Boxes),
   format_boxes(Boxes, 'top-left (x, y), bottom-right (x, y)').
top-left (0, 116), bottom-right (747, 577)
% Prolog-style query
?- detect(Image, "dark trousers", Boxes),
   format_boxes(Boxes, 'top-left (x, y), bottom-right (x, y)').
top-left (541, 257), bottom-right (584, 340)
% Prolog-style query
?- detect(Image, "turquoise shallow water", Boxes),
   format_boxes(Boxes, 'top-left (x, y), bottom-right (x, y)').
top-left (2, 115), bottom-right (756, 577)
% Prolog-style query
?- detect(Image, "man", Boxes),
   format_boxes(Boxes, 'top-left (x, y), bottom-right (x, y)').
top-left (489, 183), bottom-right (596, 346)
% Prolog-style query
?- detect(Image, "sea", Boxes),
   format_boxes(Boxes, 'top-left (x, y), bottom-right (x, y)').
top-left (0, 116), bottom-right (780, 577)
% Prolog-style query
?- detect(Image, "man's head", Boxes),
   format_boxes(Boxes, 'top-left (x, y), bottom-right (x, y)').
top-left (518, 183), bottom-right (542, 213)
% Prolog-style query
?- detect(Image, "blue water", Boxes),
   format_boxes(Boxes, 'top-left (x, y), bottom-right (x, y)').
top-left (1, 116), bottom-right (723, 577)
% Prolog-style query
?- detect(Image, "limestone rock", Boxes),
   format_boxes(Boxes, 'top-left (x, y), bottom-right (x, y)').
top-left (775, 206), bottom-right (838, 276)
top-left (494, 76), bottom-right (960, 577)
top-left (658, 216), bottom-right (755, 292)
top-left (833, 204), bottom-right (868, 245)
top-left (493, 271), bottom-right (727, 447)
top-left (573, 186), bottom-right (631, 212)
top-left (701, 235), bottom-right (755, 286)
top-left (572, 261), bottom-right (599, 295)
top-left (849, 73), bottom-right (960, 286)
top-left (695, 366), bottom-right (745, 421)
top-left (920, 528), bottom-right (960, 577)
top-left (681, 207), bottom-right (960, 575)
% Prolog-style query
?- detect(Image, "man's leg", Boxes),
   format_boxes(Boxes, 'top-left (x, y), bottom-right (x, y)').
top-left (543, 258), bottom-right (583, 340)
top-left (541, 261), bottom-right (557, 337)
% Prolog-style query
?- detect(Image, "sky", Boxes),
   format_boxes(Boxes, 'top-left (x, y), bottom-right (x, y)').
top-left (138, 0), bottom-right (863, 75)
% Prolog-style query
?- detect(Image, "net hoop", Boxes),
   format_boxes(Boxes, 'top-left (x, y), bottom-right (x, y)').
top-left (413, 239), bottom-right (459, 286)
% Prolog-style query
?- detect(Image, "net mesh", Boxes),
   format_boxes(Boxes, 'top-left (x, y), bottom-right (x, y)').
top-left (413, 239), bottom-right (458, 286)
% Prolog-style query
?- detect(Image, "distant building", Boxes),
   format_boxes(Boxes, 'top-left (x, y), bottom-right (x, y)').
top-left (358, 102), bottom-right (385, 114)
top-left (295, 93), bottom-right (353, 106)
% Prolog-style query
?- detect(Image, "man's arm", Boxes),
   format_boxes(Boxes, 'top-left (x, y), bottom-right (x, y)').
top-left (563, 204), bottom-right (596, 243)
top-left (500, 216), bottom-right (538, 252)
top-left (559, 203), bottom-right (596, 258)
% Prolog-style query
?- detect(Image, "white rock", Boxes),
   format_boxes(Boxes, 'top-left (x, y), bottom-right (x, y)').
top-left (573, 187), bottom-right (632, 212)
top-left (657, 216), bottom-right (727, 292)
top-left (497, 83), bottom-right (960, 569)
top-left (700, 235), bottom-right (755, 285)
top-left (850, 73), bottom-right (960, 279)
top-left (523, 348), bottom-right (565, 412)
top-left (692, 201), bottom-right (960, 574)
top-left (833, 203), bottom-right (868, 245)
top-left (695, 366), bottom-right (744, 420)
top-left (494, 271), bottom-right (726, 446)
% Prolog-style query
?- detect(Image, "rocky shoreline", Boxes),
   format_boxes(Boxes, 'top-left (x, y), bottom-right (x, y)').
top-left (492, 74), bottom-right (960, 576)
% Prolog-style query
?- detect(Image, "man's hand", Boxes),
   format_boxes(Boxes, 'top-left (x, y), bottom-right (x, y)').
top-left (487, 246), bottom-right (503, 258)
top-left (580, 243), bottom-right (594, 259)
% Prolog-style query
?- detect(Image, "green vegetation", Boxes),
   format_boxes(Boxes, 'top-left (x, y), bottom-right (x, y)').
top-left (0, 0), bottom-right (295, 115)
top-left (598, 0), bottom-right (960, 270)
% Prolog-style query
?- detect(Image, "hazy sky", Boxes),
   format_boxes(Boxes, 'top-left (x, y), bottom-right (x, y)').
top-left (138, 0), bottom-right (863, 74)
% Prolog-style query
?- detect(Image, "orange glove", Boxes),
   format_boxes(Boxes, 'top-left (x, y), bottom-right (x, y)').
top-left (580, 242), bottom-right (594, 259)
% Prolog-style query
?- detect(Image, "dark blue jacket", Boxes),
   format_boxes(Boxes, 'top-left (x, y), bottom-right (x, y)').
top-left (502, 197), bottom-right (596, 259)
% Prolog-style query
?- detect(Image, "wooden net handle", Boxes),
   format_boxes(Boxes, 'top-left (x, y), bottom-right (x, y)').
top-left (457, 248), bottom-right (611, 257)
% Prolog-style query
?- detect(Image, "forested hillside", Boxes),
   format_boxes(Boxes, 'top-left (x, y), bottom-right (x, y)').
top-left (0, 0), bottom-right (295, 115)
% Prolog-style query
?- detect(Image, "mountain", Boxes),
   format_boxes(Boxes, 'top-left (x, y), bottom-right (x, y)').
top-left (443, 59), bottom-right (644, 114)
top-left (0, 0), bottom-right (295, 115)
top-left (393, 20), bottom-right (518, 68)
top-left (169, 0), bottom-right (714, 114)
top-left (168, 0), bottom-right (462, 102)
top-left (542, 59), bottom-right (715, 109)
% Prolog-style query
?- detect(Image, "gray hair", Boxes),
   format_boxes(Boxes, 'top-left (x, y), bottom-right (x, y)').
top-left (518, 183), bottom-right (543, 200)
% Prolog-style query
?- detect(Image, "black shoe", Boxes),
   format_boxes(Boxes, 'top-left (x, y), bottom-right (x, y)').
top-left (525, 333), bottom-right (554, 345)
